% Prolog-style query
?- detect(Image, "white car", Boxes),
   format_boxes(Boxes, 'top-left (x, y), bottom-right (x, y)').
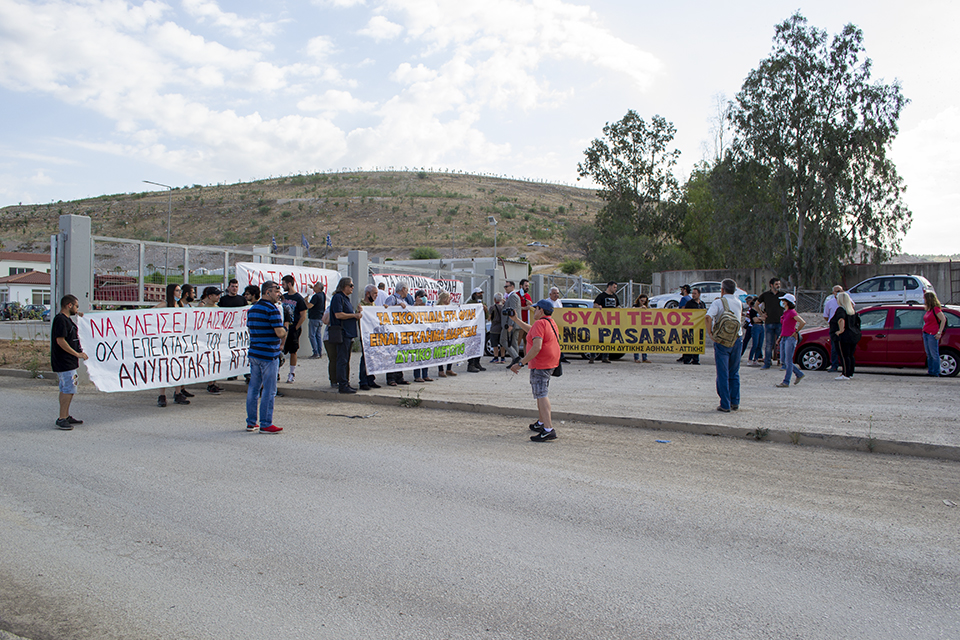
top-left (846, 274), bottom-right (933, 306)
top-left (648, 281), bottom-right (748, 308)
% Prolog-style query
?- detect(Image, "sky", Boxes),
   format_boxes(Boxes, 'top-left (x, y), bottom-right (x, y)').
top-left (0, 0), bottom-right (956, 254)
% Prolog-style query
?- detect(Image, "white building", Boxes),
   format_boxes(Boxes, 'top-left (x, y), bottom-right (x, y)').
top-left (0, 251), bottom-right (52, 305)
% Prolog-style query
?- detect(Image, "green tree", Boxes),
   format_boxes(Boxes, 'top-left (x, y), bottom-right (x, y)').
top-left (577, 111), bottom-right (687, 280)
top-left (729, 12), bottom-right (911, 286)
top-left (410, 247), bottom-right (441, 260)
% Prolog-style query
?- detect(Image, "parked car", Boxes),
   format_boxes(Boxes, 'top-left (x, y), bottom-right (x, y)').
top-left (22, 304), bottom-right (48, 320)
top-left (526, 242), bottom-right (549, 247)
top-left (795, 304), bottom-right (960, 376)
top-left (648, 281), bottom-right (749, 308)
top-left (846, 274), bottom-right (933, 307)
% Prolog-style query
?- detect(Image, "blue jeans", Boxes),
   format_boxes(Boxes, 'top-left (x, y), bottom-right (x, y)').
top-left (780, 335), bottom-right (804, 384)
top-left (923, 332), bottom-right (940, 376)
top-left (749, 324), bottom-right (764, 361)
top-left (247, 356), bottom-right (279, 427)
top-left (714, 336), bottom-right (742, 411)
top-left (308, 318), bottom-right (323, 356)
top-left (763, 323), bottom-right (781, 366)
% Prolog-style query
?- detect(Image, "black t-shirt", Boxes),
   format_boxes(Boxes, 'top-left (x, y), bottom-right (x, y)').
top-left (684, 298), bottom-right (705, 310)
top-left (830, 307), bottom-right (847, 335)
top-left (282, 292), bottom-right (308, 328)
top-left (307, 291), bottom-right (326, 320)
top-left (757, 290), bottom-right (786, 324)
top-left (218, 294), bottom-right (247, 307)
top-left (594, 291), bottom-right (620, 308)
top-left (51, 312), bottom-right (81, 372)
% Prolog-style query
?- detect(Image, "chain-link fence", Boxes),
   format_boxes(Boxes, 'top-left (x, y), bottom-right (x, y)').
top-left (794, 289), bottom-right (828, 315)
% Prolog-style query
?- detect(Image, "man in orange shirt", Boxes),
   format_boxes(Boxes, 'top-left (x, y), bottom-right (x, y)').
top-left (510, 299), bottom-right (562, 442)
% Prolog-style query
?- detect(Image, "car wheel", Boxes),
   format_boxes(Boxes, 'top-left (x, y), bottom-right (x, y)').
top-left (797, 345), bottom-right (828, 371)
top-left (664, 300), bottom-right (679, 309)
top-left (484, 335), bottom-right (494, 356)
top-left (940, 348), bottom-right (959, 377)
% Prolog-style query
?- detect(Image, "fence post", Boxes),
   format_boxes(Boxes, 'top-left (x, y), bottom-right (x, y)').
top-left (532, 274), bottom-right (544, 302)
top-left (57, 214), bottom-right (93, 313)
top-left (348, 250), bottom-right (368, 308)
top-left (138, 242), bottom-right (145, 305)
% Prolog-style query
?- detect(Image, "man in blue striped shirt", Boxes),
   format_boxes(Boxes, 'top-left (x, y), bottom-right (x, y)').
top-left (246, 280), bottom-right (287, 433)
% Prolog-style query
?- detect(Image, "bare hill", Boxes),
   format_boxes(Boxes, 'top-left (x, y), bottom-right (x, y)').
top-left (0, 171), bottom-right (599, 265)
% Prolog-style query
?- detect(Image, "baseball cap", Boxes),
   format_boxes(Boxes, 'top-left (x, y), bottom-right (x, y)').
top-left (532, 299), bottom-right (554, 315)
top-left (202, 286), bottom-right (222, 298)
top-left (472, 287), bottom-right (483, 294)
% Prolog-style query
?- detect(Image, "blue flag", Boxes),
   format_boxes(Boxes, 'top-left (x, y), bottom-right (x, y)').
top-left (326, 233), bottom-right (332, 247)
top-left (301, 234), bottom-right (310, 252)
top-left (272, 235), bottom-right (278, 253)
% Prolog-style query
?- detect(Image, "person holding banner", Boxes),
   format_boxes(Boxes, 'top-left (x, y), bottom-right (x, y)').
top-left (153, 283), bottom-right (192, 408)
top-left (435, 290), bottom-right (458, 377)
top-left (509, 299), bottom-right (561, 442)
top-left (384, 282), bottom-right (414, 386)
top-left (357, 285), bottom-right (381, 390)
top-left (330, 277), bottom-right (363, 394)
top-left (246, 281), bottom-right (286, 433)
top-left (51, 294), bottom-right (88, 431)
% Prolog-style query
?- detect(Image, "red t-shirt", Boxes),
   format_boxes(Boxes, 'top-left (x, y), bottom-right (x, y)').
top-left (924, 307), bottom-right (942, 335)
top-left (520, 292), bottom-right (533, 322)
top-left (526, 317), bottom-right (561, 370)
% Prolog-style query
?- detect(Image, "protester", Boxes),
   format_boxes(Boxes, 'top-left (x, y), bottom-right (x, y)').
top-left (384, 281), bottom-right (414, 386)
top-left (437, 290), bottom-right (458, 377)
top-left (547, 286), bottom-right (562, 308)
top-left (412, 293), bottom-right (433, 382)
top-left (218, 279), bottom-right (246, 307)
top-left (246, 280), bottom-right (286, 433)
top-left (509, 299), bottom-right (561, 442)
top-left (502, 281), bottom-right (522, 364)
top-left (488, 292), bottom-right (505, 365)
top-left (823, 285), bottom-right (843, 372)
top-left (153, 283), bottom-right (191, 407)
top-left (678, 284), bottom-right (692, 308)
top-left (632, 293), bottom-right (650, 363)
top-left (181, 283), bottom-right (197, 307)
top-left (922, 291), bottom-right (947, 377)
top-left (590, 281), bottom-right (619, 364)
top-left (51, 294), bottom-right (88, 430)
top-left (518, 278), bottom-right (533, 325)
top-left (466, 288), bottom-right (486, 373)
top-left (200, 287), bottom-right (224, 394)
top-left (243, 284), bottom-right (260, 304)
top-left (757, 277), bottom-right (785, 370)
top-left (745, 296), bottom-right (765, 365)
top-left (358, 285), bottom-right (381, 390)
top-left (330, 277), bottom-right (363, 393)
top-left (375, 282), bottom-right (389, 306)
top-left (682, 287), bottom-right (705, 365)
top-left (306, 281), bottom-right (327, 359)
top-left (321, 307), bottom-right (339, 388)
top-left (832, 291), bottom-right (859, 381)
top-left (775, 293), bottom-right (806, 387)
top-left (705, 279), bottom-right (743, 412)
top-left (280, 275), bottom-right (308, 384)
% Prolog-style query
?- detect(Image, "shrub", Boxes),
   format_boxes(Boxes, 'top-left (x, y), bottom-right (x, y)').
top-left (559, 259), bottom-right (585, 274)
top-left (411, 247), bottom-right (441, 260)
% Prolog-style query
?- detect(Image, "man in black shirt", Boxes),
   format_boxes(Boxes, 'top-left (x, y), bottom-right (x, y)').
top-left (306, 281), bottom-right (326, 359)
top-left (590, 281), bottom-right (620, 363)
top-left (757, 277), bottom-right (786, 370)
top-left (682, 287), bottom-right (706, 364)
top-left (218, 278), bottom-right (246, 307)
top-left (281, 275), bottom-right (308, 384)
top-left (50, 294), bottom-right (88, 430)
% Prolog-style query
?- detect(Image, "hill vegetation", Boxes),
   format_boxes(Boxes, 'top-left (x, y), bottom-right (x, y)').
top-left (0, 171), bottom-right (599, 266)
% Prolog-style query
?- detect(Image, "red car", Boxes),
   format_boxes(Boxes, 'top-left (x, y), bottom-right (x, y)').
top-left (795, 304), bottom-right (960, 377)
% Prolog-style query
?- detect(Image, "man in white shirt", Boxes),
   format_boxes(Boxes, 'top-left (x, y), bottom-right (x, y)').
top-left (823, 285), bottom-right (843, 372)
top-left (705, 278), bottom-right (744, 413)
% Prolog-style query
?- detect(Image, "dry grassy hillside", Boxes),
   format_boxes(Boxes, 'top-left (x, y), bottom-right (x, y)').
top-left (0, 171), bottom-right (599, 265)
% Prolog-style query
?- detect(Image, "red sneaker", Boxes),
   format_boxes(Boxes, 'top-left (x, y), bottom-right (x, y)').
top-left (259, 425), bottom-right (283, 434)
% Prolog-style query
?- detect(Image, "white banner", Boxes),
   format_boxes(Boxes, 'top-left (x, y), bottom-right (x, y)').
top-left (371, 273), bottom-right (464, 304)
top-left (77, 307), bottom-right (251, 392)
top-left (360, 304), bottom-right (485, 375)
top-left (236, 262), bottom-right (341, 299)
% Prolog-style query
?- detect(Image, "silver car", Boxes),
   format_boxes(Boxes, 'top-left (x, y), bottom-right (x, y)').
top-left (648, 281), bottom-right (748, 308)
top-left (846, 274), bottom-right (933, 306)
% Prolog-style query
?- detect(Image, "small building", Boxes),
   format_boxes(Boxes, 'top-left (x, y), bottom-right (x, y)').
top-left (0, 251), bottom-right (51, 277)
top-left (0, 270), bottom-right (52, 306)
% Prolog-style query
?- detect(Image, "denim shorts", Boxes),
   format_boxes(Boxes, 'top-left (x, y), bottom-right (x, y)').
top-left (529, 367), bottom-right (553, 399)
top-left (57, 370), bottom-right (78, 394)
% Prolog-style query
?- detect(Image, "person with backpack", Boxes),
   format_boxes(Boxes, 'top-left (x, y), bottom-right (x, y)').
top-left (832, 291), bottom-right (860, 381)
top-left (705, 279), bottom-right (744, 413)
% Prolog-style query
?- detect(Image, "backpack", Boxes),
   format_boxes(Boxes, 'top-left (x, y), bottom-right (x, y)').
top-left (713, 297), bottom-right (741, 348)
top-left (841, 311), bottom-right (861, 344)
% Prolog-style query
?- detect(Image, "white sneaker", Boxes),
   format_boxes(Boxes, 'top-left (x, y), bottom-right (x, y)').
top-left (287, 373), bottom-right (295, 384)
top-left (834, 375), bottom-right (849, 381)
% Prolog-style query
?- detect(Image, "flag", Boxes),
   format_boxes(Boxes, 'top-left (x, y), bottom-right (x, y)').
top-left (326, 234), bottom-right (332, 247)
top-left (271, 235), bottom-right (278, 253)
top-left (301, 234), bottom-right (310, 252)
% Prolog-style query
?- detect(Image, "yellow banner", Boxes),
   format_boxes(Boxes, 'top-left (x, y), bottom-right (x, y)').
top-left (553, 308), bottom-right (707, 354)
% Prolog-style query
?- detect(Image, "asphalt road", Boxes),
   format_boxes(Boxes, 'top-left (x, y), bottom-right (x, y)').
top-left (1, 377), bottom-right (959, 639)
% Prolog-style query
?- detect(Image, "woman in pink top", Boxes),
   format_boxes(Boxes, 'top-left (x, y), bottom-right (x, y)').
top-left (922, 291), bottom-right (947, 377)
top-left (775, 293), bottom-right (807, 388)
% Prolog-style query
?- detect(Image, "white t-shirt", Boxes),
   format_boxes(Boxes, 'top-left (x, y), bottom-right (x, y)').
top-left (547, 297), bottom-right (562, 308)
top-left (375, 290), bottom-right (389, 306)
top-left (706, 294), bottom-right (744, 337)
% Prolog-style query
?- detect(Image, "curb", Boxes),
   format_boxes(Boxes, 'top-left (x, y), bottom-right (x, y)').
top-left (2, 369), bottom-right (958, 462)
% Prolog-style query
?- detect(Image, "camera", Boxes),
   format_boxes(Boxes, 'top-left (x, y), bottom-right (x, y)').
top-left (503, 308), bottom-right (516, 317)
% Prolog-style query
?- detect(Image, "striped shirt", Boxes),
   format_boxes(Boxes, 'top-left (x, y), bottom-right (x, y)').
top-left (247, 299), bottom-right (283, 361)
